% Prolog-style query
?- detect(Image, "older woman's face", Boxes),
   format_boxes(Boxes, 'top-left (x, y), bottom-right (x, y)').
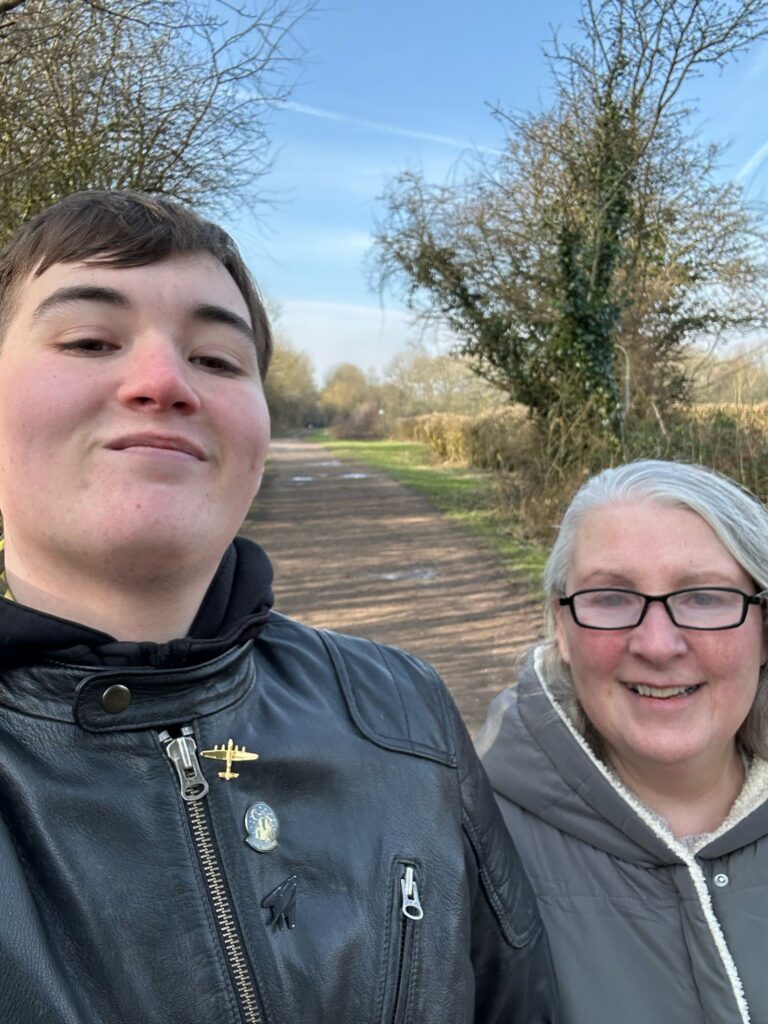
top-left (554, 502), bottom-right (766, 780)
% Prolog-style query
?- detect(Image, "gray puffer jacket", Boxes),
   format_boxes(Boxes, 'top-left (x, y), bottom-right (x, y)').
top-left (477, 647), bottom-right (768, 1024)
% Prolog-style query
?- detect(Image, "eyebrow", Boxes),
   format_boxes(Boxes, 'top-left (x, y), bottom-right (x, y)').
top-left (191, 303), bottom-right (257, 348)
top-left (31, 285), bottom-right (128, 322)
top-left (30, 288), bottom-right (257, 348)
top-left (580, 569), bottom-right (746, 588)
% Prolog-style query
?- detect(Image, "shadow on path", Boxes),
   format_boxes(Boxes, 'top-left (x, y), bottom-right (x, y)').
top-left (244, 439), bottom-right (544, 734)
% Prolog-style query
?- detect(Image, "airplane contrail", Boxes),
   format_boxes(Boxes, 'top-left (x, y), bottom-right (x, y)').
top-left (275, 100), bottom-right (501, 153)
top-left (737, 140), bottom-right (768, 182)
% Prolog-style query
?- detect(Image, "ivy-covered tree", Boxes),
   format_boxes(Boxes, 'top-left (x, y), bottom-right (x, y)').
top-left (374, 0), bottom-right (768, 444)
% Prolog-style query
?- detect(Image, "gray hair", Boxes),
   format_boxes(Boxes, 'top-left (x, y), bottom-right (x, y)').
top-left (540, 459), bottom-right (768, 758)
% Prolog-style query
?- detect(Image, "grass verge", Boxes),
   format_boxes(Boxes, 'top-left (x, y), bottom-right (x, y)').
top-left (311, 433), bottom-right (546, 589)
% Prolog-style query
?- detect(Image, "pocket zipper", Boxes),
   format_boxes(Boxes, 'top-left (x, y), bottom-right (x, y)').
top-left (391, 863), bottom-right (423, 1024)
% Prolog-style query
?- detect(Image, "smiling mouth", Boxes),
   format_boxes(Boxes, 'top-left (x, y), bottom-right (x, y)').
top-left (625, 683), bottom-right (703, 699)
top-left (107, 435), bottom-right (206, 460)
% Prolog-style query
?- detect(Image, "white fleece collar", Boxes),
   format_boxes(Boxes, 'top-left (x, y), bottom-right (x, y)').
top-left (532, 644), bottom-right (756, 1023)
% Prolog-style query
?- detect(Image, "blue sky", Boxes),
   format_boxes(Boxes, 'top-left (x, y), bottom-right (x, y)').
top-left (223, 1), bottom-right (768, 383)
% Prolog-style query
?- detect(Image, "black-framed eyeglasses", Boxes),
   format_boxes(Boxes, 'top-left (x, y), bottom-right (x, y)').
top-left (558, 587), bottom-right (768, 631)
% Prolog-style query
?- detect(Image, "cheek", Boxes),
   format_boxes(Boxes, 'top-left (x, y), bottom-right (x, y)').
top-left (0, 366), bottom-right (91, 449)
top-left (699, 619), bottom-right (763, 670)
top-left (0, 382), bottom-right (68, 522)
top-left (0, 390), bottom-right (58, 475)
top-left (760, 624), bottom-right (768, 667)
top-left (224, 389), bottom-right (271, 471)
top-left (567, 636), bottom-right (629, 731)
top-left (564, 630), bottom-right (627, 686)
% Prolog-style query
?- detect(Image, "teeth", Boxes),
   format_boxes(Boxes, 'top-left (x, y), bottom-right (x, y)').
top-left (629, 684), bottom-right (699, 698)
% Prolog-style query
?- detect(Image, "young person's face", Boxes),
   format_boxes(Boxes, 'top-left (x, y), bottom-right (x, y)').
top-left (0, 253), bottom-right (270, 576)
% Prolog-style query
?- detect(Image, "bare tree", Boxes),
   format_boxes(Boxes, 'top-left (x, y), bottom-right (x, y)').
top-left (374, 0), bottom-right (768, 444)
top-left (264, 340), bottom-right (320, 430)
top-left (0, 0), bottom-right (315, 239)
top-left (381, 348), bottom-right (503, 418)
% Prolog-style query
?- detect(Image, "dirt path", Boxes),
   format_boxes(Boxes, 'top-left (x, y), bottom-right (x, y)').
top-left (243, 438), bottom-right (545, 734)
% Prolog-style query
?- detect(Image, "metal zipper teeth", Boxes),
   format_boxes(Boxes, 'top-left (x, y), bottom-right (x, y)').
top-left (392, 919), bottom-right (409, 1024)
top-left (186, 798), bottom-right (263, 1024)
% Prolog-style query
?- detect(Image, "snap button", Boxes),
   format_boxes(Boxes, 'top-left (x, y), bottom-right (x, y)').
top-left (101, 684), bottom-right (132, 714)
top-left (713, 873), bottom-right (729, 888)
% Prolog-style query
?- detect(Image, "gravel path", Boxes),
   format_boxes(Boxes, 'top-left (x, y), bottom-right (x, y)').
top-left (243, 438), bottom-right (544, 734)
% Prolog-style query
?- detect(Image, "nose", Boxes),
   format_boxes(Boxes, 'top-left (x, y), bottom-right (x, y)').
top-left (116, 337), bottom-right (201, 413)
top-left (626, 600), bottom-right (688, 662)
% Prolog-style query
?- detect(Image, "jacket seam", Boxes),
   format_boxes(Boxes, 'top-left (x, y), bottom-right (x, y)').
top-left (460, 805), bottom-right (538, 948)
top-left (372, 642), bottom-right (414, 742)
top-left (316, 628), bottom-right (456, 766)
top-left (373, 858), bottom-right (400, 1024)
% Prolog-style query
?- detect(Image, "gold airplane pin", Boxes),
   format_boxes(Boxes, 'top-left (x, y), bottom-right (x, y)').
top-left (201, 739), bottom-right (259, 780)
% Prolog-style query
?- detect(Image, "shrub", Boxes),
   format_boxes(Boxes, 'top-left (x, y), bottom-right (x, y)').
top-left (328, 402), bottom-right (387, 440)
top-left (393, 402), bottom-right (768, 543)
top-left (393, 407), bottom-right (534, 470)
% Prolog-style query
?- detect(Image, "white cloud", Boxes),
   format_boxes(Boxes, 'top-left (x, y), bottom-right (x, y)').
top-left (275, 299), bottom-right (452, 380)
top-left (270, 226), bottom-right (372, 258)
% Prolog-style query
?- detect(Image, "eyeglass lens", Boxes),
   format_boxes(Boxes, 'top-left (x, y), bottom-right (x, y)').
top-left (571, 589), bottom-right (748, 629)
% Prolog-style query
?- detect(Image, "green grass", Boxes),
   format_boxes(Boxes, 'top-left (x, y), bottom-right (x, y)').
top-left (311, 433), bottom-right (546, 589)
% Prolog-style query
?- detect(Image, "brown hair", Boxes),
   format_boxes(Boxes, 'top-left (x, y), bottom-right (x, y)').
top-left (0, 190), bottom-right (272, 377)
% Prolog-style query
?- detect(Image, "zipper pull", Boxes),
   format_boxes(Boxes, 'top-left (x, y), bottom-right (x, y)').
top-left (160, 726), bottom-right (210, 802)
top-left (400, 865), bottom-right (424, 920)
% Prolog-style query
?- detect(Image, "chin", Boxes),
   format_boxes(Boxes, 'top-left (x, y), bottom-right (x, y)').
top-left (93, 517), bottom-right (231, 571)
top-left (619, 737), bottom-right (711, 768)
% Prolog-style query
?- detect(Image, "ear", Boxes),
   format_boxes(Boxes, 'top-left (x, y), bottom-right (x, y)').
top-left (553, 598), bottom-right (571, 665)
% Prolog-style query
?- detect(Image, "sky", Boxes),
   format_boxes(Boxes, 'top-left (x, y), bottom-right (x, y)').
top-left (222, 1), bottom-right (768, 384)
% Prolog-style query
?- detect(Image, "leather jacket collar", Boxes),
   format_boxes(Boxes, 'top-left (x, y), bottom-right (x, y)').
top-left (0, 642), bottom-right (256, 730)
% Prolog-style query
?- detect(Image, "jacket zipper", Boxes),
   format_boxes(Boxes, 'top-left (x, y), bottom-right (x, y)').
top-left (161, 726), bottom-right (264, 1024)
top-left (390, 863), bottom-right (423, 1024)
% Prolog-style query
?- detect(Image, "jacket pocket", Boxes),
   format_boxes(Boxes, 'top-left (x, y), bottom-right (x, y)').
top-left (379, 859), bottom-right (424, 1024)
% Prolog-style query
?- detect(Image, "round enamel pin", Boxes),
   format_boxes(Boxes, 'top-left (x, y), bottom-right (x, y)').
top-left (244, 801), bottom-right (279, 852)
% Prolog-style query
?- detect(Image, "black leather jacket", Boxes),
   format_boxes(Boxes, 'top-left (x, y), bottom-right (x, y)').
top-left (0, 611), bottom-right (557, 1023)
